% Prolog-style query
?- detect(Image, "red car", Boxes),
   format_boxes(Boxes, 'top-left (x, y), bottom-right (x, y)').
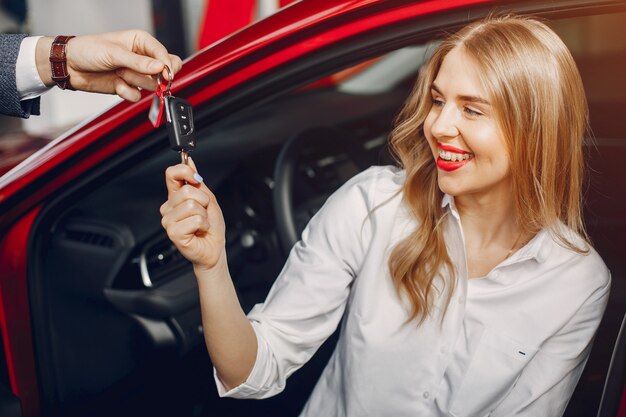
top-left (0, 1), bottom-right (624, 416)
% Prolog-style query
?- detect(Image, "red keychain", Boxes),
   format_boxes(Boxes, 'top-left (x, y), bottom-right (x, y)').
top-left (148, 67), bottom-right (172, 127)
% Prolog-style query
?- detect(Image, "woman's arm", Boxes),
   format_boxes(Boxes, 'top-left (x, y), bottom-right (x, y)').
top-left (162, 162), bottom-right (381, 397)
top-left (160, 160), bottom-right (256, 389)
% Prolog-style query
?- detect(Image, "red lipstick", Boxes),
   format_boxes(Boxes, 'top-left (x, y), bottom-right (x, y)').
top-left (436, 143), bottom-right (473, 172)
top-left (437, 143), bottom-right (471, 154)
top-left (437, 158), bottom-right (471, 171)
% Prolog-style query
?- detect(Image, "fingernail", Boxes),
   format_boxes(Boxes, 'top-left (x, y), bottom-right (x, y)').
top-left (193, 173), bottom-right (203, 183)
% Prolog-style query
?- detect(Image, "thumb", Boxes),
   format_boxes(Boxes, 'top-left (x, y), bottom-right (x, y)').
top-left (187, 156), bottom-right (199, 172)
top-left (186, 157), bottom-right (206, 187)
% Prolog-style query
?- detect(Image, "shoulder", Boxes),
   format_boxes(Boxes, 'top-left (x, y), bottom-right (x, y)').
top-left (540, 225), bottom-right (611, 301)
top-left (328, 165), bottom-right (404, 210)
top-left (307, 165), bottom-right (405, 241)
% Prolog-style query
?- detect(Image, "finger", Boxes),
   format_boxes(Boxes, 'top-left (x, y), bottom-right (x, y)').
top-left (167, 214), bottom-right (210, 243)
top-left (168, 184), bottom-right (211, 209)
top-left (68, 71), bottom-right (118, 94)
top-left (114, 78), bottom-right (142, 102)
top-left (188, 156), bottom-right (199, 171)
top-left (107, 44), bottom-right (165, 76)
top-left (162, 54), bottom-right (183, 80)
top-left (165, 164), bottom-right (204, 194)
top-left (125, 30), bottom-right (177, 79)
top-left (169, 54), bottom-right (183, 75)
top-left (168, 199), bottom-right (209, 224)
top-left (72, 71), bottom-right (142, 102)
top-left (162, 199), bottom-right (208, 233)
top-left (116, 69), bottom-right (158, 91)
top-left (160, 201), bottom-right (169, 217)
top-left (185, 157), bottom-right (215, 197)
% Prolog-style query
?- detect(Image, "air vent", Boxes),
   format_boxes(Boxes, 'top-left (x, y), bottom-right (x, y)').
top-left (140, 238), bottom-right (192, 287)
top-left (65, 229), bottom-right (115, 248)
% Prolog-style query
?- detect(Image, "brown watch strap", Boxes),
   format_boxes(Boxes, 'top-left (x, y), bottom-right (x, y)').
top-left (49, 35), bottom-right (75, 90)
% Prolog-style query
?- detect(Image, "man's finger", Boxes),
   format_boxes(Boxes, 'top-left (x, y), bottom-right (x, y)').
top-left (114, 78), bottom-right (142, 102)
top-left (116, 69), bottom-right (158, 91)
top-left (133, 30), bottom-right (171, 62)
top-left (169, 54), bottom-right (183, 74)
top-left (107, 45), bottom-right (165, 76)
top-left (129, 30), bottom-right (176, 78)
top-left (68, 71), bottom-right (118, 94)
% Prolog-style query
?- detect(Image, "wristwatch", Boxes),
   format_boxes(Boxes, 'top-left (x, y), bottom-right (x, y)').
top-left (49, 35), bottom-right (75, 90)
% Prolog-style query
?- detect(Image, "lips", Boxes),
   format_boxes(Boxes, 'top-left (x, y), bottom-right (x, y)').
top-left (436, 143), bottom-right (474, 172)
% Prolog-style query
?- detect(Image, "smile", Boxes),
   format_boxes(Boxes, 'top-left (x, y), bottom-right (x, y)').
top-left (438, 150), bottom-right (472, 161)
top-left (436, 143), bottom-right (474, 172)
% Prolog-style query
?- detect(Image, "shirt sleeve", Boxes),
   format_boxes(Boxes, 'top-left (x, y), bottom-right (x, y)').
top-left (214, 167), bottom-right (379, 399)
top-left (16, 36), bottom-right (50, 100)
top-left (490, 274), bottom-right (611, 417)
top-left (0, 34), bottom-right (41, 117)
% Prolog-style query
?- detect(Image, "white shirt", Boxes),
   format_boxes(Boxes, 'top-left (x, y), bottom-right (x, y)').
top-left (216, 165), bottom-right (611, 417)
top-left (16, 36), bottom-right (49, 100)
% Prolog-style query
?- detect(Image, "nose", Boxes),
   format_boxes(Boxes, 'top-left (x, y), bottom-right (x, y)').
top-left (430, 104), bottom-right (459, 140)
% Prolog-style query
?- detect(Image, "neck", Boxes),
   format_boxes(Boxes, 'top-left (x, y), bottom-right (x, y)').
top-left (455, 191), bottom-right (520, 249)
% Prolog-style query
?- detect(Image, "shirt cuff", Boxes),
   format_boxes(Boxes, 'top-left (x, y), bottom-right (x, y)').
top-left (212, 321), bottom-right (270, 398)
top-left (16, 36), bottom-right (51, 100)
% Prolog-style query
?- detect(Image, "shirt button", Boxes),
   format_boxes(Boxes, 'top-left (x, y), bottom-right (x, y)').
top-left (458, 296), bottom-right (465, 304)
top-left (491, 270), bottom-right (500, 278)
top-left (423, 391), bottom-right (430, 399)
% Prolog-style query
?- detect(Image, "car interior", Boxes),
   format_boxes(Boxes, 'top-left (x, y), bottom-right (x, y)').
top-left (12, 9), bottom-right (626, 417)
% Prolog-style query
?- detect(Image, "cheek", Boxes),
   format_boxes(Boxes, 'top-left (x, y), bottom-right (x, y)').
top-left (470, 125), bottom-right (506, 158)
top-left (423, 110), bottom-right (435, 137)
top-left (423, 111), bottom-right (437, 152)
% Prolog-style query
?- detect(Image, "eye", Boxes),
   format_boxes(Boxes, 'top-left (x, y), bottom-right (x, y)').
top-left (431, 97), bottom-right (444, 107)
top-left (464, 106), bottom-right (483, 117)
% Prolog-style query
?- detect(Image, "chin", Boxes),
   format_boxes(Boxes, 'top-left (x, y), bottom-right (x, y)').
top-left (436, 178), bottom-right (461, 197)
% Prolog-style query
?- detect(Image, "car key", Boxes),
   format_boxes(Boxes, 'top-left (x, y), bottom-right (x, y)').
top-left (164, 95), bottom-right (196, 165)
top-left (149, 66), bottom-right (197, 166)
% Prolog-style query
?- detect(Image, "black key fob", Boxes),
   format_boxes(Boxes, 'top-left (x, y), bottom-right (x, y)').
top-left (165, 96), bottom-right (196, 152)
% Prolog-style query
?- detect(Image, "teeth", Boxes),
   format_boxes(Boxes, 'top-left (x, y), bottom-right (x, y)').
top-left (438, 149), bottom-right (473, 161)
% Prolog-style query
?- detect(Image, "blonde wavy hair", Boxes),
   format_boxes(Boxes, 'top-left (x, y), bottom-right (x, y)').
top-left (388, 15), bottom-right (590, 323)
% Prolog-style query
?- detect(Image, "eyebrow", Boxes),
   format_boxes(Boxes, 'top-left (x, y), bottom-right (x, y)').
top-left (431, 83), bottom-right (491, 105)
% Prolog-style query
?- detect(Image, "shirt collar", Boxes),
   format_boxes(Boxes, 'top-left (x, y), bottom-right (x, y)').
top-left (441, 194), bottom-right (460, 221)
top-left (440, 194), bottom-right (548, 264)
top-left (508, 229), bottom-right (549, 264)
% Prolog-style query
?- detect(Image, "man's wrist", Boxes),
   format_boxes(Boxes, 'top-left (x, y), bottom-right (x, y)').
top-left (35, 36), bottom-right (54, 87)
top-left (49, 35), bottom-right (76, 90)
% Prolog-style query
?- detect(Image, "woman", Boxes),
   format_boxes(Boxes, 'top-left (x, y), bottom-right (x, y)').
top-left (160, 15), bottom-right (610, 417)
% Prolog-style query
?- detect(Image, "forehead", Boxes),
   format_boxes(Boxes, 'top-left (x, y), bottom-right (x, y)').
top-left (432, 46), bottom-right (488, 98)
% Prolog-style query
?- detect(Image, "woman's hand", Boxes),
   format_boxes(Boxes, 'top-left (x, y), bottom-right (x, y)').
top-left (160, 159), bottom-right (226, 271)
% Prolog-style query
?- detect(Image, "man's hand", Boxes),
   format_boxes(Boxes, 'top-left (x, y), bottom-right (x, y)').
top-left (35, 30), bottom-right (183, 102)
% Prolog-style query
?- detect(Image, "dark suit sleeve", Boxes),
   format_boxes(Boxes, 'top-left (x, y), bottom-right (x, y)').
top-left (0, 33), bottom-right (41, 118)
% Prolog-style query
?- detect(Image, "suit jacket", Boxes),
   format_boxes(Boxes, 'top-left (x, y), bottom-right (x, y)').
top-left (0, 33), bottom-right (40, 118)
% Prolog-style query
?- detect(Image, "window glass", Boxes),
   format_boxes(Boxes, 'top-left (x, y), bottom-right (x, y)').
top-left (553, 12), bottom-right (626, 417)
